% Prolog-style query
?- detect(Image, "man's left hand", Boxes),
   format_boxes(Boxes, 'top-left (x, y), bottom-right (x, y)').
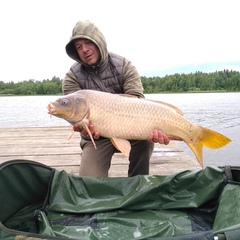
top-left (148, 130), bottom-right (170, 145)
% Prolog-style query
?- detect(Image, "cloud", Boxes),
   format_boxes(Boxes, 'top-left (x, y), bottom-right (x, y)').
top-left (0, 0), bottom-right (240, 82)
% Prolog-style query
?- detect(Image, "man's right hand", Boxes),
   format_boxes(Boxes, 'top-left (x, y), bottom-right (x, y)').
top-left (73, 124), bottom-right (100, 140)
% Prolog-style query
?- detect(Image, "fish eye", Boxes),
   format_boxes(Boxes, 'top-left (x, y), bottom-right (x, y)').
top-left (61, 99), bottom-right (68, 105)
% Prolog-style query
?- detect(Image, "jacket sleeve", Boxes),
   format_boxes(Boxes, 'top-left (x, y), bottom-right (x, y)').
top-left (62, 70), bottom-right (82, 95)
top-left (122, 59), bottom-right (145, 98)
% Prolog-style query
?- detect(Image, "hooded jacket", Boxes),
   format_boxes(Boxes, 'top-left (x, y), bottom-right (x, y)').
top-left (62, 20), bottom-right (144, 98)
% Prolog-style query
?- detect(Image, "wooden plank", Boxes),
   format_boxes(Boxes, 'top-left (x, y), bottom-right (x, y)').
top-left (0, 126), bottom-right (201, 176)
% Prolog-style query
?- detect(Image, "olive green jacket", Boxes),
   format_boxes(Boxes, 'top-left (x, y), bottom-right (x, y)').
top-left (62, 20), bottom-right (144, 98)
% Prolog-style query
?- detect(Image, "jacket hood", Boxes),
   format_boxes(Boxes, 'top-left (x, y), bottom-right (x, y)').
top-left (65, 20), bottom-right (108, 66)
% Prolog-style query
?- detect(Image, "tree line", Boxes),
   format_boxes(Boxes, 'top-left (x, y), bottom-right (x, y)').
top-left (142, 69), bottom-right (240, 93)
top-left (0, 76), bottom-right (62, 95)
top-left (0, 70), bottom-right (240, 96)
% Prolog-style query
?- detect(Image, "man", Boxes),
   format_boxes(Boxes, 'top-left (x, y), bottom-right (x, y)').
top-left (62, 20), bottom-right (169, 177)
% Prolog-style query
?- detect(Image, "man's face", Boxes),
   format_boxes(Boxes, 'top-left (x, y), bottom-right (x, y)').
top-left (74, 38), bottom-right (101, 65)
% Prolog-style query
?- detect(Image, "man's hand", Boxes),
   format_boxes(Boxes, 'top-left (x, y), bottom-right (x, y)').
top-left (148, 130), bottom-right (170, 145)
top-left (73, 124), bottom-right (100, 140)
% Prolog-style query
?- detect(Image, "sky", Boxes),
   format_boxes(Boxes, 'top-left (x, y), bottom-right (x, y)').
top-left (0, 0), bottom-right (240, 82)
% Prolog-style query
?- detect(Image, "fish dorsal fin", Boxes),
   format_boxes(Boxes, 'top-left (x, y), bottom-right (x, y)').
top-left (118, 94), bottom-right (137, 98)
top-left (118, 94), bottom-right (183, 115)
top-left (111, 138), bottom-right (131, 156)
top-left (146, 99), bottom-right (183, 115)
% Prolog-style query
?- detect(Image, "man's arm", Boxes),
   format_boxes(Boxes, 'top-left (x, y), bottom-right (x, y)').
top-left (62, 70), bottom-right (81, 95)
top-left (122, 59), bottom-right (145, 98)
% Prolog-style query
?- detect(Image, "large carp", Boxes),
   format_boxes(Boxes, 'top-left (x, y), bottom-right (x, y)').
top-left (47, 90), bottom-right (231, 166)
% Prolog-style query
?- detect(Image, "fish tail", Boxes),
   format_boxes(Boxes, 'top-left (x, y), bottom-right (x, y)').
top-left (187, 127), bottom-right (231, 167)
top-left (201, 127), bottom-right (231, 149)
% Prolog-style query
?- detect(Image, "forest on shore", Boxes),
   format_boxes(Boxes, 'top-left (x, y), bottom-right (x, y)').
top-left (0, 69), bottom-right (239, 96)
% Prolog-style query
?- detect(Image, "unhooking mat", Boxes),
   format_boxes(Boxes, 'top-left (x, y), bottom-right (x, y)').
top-left (1, 160), bottom-right (240, 240)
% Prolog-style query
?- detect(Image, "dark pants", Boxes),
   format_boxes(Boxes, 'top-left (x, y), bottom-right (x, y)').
top-left (79, 137), bottom-right (154, 177)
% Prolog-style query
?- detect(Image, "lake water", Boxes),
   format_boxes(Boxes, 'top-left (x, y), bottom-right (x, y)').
top-left (0, 92), bottom-right (239, 167)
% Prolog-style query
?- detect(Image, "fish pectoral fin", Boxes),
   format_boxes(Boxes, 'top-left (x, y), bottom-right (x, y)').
top-left (201, 127), bottom-right (231, 149)
top-left (111, 138), bottom-right (131, 156)
top-left (67, 130), bottom-right (75, 141)
top-left (187, 142), bottom-right (203, 167)
top-left (82, 122), bottom-right (97, 150)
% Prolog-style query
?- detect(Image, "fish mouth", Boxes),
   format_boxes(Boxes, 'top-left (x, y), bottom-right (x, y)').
top-left (47, 103), bottom-right (56, 116)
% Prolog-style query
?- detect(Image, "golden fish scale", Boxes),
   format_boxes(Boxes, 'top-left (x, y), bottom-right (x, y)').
top-left (80, 91), bottom-right (202, 144)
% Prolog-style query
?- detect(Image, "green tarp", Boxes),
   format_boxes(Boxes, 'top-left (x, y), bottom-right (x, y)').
top-left (1, 160), bottom-right (240, 240)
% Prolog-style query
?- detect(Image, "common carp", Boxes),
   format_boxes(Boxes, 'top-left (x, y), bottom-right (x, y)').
top-left (47, 90), bottom-right (231, 167)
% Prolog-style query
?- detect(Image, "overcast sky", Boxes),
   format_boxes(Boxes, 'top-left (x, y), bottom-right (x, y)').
top-left (0, 0), bottom-right (239, 82)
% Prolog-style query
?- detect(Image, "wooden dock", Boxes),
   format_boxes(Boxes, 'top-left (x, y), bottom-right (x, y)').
top-left (0, 126), bottom-right (201, 176)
